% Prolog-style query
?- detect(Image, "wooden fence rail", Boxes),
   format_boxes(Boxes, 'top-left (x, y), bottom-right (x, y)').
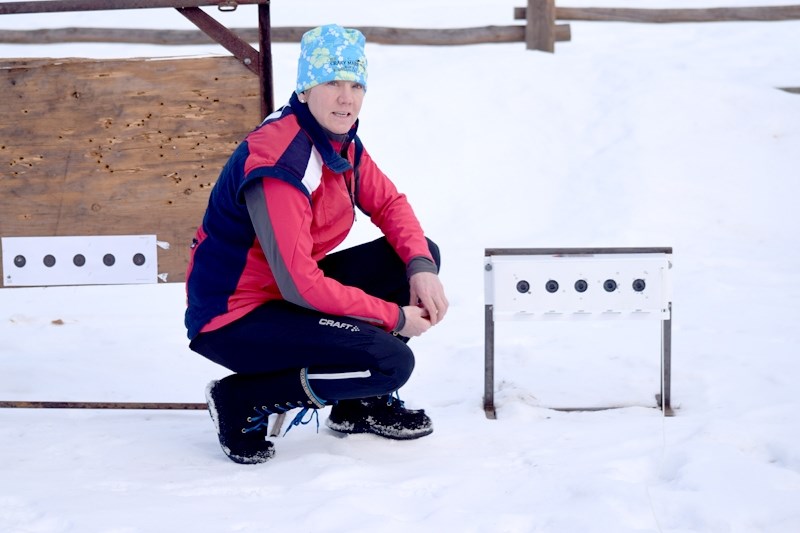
top-left (515, 4), bottom-right (800, 23)
top-left (0, 24), bottom-right (572, 46)
top-left (517, 1), bottom-right (800, 51)
top-left (5, 5), bottom-right (791, 51)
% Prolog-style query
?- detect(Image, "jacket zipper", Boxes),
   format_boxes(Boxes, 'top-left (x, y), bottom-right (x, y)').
top-left (344, 173), bottom-right (357, 221)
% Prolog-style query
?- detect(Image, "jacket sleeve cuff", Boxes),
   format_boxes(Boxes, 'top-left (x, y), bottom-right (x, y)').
top-left (393, 306), bottom-right (406, 333)
top-left (406, 256), bottom-right (438, 278)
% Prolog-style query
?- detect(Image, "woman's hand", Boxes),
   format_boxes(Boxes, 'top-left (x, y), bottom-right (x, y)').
top-left (409, 272), bottom-right (449, 326)
top-left (398, 305), bottom-right (432, 337)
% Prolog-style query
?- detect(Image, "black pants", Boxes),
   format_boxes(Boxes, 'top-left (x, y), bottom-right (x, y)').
top-left (189, 237), bottom-right (440, 401)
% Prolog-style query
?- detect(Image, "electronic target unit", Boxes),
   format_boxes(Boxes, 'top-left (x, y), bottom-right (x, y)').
top-left (1, 235), bottom-right (158, 287)
top-left (483, 247), bottom-right (674, 418)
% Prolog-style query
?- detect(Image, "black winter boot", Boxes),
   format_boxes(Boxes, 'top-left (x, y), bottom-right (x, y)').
top-left (325, 394), bottom-right (433, 440)
top-left (205, 368), bottom-right (325, 464)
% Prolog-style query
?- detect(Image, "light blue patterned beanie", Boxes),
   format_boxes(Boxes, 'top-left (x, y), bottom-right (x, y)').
top-left (296, 24), bottom-right (368, 94)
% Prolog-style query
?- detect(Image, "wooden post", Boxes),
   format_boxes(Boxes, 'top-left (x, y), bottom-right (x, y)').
top-left (526, 0), bottom-right (555, 52)
top-left (257, 2), bottom-right (274, 117)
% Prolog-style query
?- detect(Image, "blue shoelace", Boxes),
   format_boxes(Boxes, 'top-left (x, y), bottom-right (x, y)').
top-left (243, 402), bottom-right (305, 434)
top-left (245, 391), bottom-right (403, 437)
top-left (242, 406), bottom-right (271, 434)
top-left (283, 407), bottom-right (320, 435)
top-left (386, 390), bottom-right (404, 407)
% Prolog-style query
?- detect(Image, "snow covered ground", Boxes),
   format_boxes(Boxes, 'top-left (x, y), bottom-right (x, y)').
top-left (2, 1), bottom-right (800, 531)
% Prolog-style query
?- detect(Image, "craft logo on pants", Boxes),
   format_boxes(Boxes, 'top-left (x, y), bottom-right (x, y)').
top-left (319, 318), bottom-right (360, 332)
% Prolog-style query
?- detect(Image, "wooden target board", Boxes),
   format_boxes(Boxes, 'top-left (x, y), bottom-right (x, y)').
top-left (0, 56), bottom-right (261, 284)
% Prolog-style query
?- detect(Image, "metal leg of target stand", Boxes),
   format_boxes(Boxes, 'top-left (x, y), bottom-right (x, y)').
top-left (484, 304), bottom-right (497, 419)
top-left (657, 302), bottom-right (675, 416)
top-left (485, 302), bottom-right (674, 419)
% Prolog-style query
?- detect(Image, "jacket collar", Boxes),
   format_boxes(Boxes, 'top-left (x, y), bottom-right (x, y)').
top-left (290, 92), bottom-right (357, 173)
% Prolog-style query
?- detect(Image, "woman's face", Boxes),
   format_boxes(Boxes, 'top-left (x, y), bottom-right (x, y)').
top-left (303, 80), bottom-right (365, 134)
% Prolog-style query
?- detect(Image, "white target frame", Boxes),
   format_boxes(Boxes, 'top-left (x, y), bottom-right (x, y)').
top-left (2, 235), bottom-right (158, 287)
top-left (483, 247), bottom-right (674, 418)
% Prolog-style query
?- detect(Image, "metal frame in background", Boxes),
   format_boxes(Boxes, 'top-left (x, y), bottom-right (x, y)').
top-left (0, 0), bottom-right (275, 116)
top-left (0, 400), bottom-right (288, 436)
top-left (0, 401), bottom-right (206, 409)
top-left (483, 247), bottom-right (674, 419)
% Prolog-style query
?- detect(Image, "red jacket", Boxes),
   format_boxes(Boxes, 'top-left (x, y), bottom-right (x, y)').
top-left (184, 93), bottom-right (433, 339)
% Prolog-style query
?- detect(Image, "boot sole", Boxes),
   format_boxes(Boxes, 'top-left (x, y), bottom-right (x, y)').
top-left (326, 418), bottom-right (433, 440)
